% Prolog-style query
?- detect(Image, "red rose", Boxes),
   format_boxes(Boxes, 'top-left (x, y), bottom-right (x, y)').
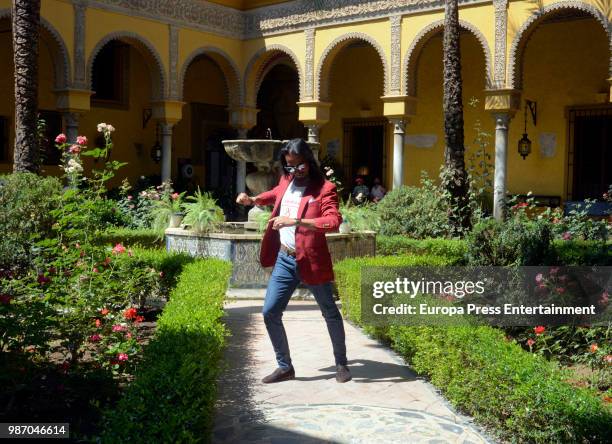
top-left (123, 307), bottom-right (138, 320)
top-left (534, 326), bottom-right (545, 335)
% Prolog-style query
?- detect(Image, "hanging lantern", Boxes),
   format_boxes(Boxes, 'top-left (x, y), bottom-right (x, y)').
top-left (151, 124), bottom-right (162, 163)
top-left (518, 133), bottom-right (531, 160)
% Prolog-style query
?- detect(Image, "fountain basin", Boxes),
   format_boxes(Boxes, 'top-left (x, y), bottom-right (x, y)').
top-left (165, 224), bottom-right (376, 297)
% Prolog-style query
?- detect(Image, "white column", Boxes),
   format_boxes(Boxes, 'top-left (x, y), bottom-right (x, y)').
top-left (161, 123), bottom-right (174, 183)
top-left (390, 118), bottom-right (405, 190)
top-left (493, 113), bottom-right (511, 220)
top-left (306, 124), bottom-right (320, 144)
top-left (63, 112), bottom-right (80, 143)
top-left (235, 128), bottom-right (248, 194)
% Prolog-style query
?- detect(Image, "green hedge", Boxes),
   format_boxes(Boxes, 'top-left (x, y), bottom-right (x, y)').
top-left (99, 258), bottom-right (231, 443)
top-left (335, 254), bottom-right (611, 443)
top-left (553, 240), bottom-right (612, 266)
top-left (376, 235), bottom-right (612, 267)
top-left (95, 228), bottom-right (163, 249)
top-left (376, 236), bottom-right (467, 260)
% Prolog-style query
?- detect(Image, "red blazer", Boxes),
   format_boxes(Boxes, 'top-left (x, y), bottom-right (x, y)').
top-left (254, 174), bottom-right (342, 285)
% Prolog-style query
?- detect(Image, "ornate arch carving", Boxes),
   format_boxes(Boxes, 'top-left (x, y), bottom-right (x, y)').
top-left (86, 31), bottom-right (167, 100)
top-left (179, 46), bottom-right (242, 106)
top-left (508, 1), bottom-right (611, 89)
top-left (403, 19), bottom-right (493, 96)
top-left (243, 44), bottom-right (303, 107)
top-left (0, 9), bottom-right (71, 89)
top-left (316, 32), bottom-right (389, 101)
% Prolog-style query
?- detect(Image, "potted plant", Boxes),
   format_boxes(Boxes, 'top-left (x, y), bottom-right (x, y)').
top-left (182, 187), bottom-right (225, 233)
top-left (150, 185), bottom-right (186, 235)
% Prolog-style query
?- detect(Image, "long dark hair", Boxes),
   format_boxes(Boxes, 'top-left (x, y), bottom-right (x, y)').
top-left (279, 138), bottom-right (324, 186)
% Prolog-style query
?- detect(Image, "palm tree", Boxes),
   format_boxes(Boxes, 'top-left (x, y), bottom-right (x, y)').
top-left (12, 0), bottom-right (41, 173)
top-left (442, 0), bottom-right (470, 232)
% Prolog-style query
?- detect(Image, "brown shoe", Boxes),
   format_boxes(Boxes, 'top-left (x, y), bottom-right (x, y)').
top-left (336, 365), bottom-right (352, 383)
top-left (262, 366), bottom-right (295, 383)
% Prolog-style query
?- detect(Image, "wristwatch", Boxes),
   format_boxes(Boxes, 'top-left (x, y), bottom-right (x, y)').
top-left (294, 218), bottom-right (301, 226)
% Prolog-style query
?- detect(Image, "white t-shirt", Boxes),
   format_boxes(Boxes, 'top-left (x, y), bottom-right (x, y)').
top-left (279, 179), bottom-right (306, 250)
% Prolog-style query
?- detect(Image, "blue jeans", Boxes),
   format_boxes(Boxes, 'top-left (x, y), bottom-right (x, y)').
top-left (262, 250), bottom-right (348, 370)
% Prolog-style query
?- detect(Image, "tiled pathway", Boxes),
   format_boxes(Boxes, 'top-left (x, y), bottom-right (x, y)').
top-left (212, 300), bottom-right (495, 444)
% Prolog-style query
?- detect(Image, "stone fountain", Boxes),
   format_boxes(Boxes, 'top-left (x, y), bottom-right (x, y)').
top-left (222, 139), bottom-right (285, 230)
top-left (165, 138), bottom-right (374, 298)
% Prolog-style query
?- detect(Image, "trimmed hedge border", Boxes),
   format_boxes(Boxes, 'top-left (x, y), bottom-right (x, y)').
top-left (99, 257), bottom-right (231, 443)
top-left (376, 236), bottom-right (612, 266)
top-left (335, 255), bottom-right (612, 443)
top-left (376, 236), bottom-right (467, 260)
top-left (95, 228), bottom-right (163, 249)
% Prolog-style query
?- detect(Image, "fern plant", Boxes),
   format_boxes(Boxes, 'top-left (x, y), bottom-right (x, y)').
top-left (182, 188), bottom-right (225, 233)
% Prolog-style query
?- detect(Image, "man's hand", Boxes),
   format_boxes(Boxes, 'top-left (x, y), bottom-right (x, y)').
top-left (236, 192), bottom-right (254, 206)
top-left (270, 216), bottom-right (297, 230)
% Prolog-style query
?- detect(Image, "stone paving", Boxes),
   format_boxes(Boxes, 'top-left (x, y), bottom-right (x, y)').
top-left (212, 300), bottom-right (496, 444)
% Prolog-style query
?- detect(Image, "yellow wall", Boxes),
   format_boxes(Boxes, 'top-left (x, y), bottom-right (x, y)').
top-left (78, 47), bottom-right (158, 187)
top-left (321, 44), bottom-right (387, 183)
top-left (174, 56), bottom-right (229, 186)
top-left (0, 0), bottom-right (609, 202)
top-left (507, 18), bottom-right (609, 197)
top-left (405, 32), bottom-right (488, 187)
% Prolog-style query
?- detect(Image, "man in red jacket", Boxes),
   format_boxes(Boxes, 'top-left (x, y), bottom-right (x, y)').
top-left (236, 138), bottom-right (351, 384)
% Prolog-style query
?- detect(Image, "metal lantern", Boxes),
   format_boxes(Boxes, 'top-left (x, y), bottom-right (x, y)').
top-left (518, 133), bottom-right (531, 160)
top-left (518, 99), bottom-right (536, 160)
top-left (151, 124), bottom-right (162, 163)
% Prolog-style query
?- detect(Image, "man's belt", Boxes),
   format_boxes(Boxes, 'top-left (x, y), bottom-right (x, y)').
top-left (280, 244), bottom-right (296, 257)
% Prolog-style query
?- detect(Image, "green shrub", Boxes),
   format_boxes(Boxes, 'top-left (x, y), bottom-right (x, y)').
top-left (335, 254), bottom-right (456, 327)
top-left (376, 179), bottom-right (451, 238)
top-left (94, 228), bottom-right (164, 248)
top-left (465, 217), bottom-right (553, 266)
top-left (376, 236), bottom-right (466, 261)
top-left (553, 240), bottom-right (612, 266)
top-left (0, 173), bottom-right (62, 270)
top-left (389, 325), bottom-right (611, 443)
top-left (99, 258), bottom-right (231, 443)
top-left (335, 254), bottom-right (611, 443)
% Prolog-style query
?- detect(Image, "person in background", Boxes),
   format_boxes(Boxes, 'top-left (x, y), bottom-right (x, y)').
top-left (351, 177), bottom-right (370, 204)
top-left (370, 177), bottom-right (387, 202)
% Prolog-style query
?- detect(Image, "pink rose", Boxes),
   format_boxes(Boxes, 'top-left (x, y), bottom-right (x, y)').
top-left (76, 135), bottom-right (87, 146)
top-left (112, 243), bottom-right (126, 255)
top-left (118, 353), bottom-right (129, 362)
top-left (112, 324), bottom-right (125, 332)
top-left (171, 193), bottom-right (179, 200)
top-left (535, 273), bottom-right (544, 284)
top-left (527, 338), bottom-right (535, 347)
top-left (55, 133), bottom-right (67, 144)
top-left (127, 195), bottom-right (133, 200)
top-left (561, 232), bottom-right (572, 241)
top-left (69, 144), bottom-right (81, 155)
top-left (89, 334), bottom-right (101, 342)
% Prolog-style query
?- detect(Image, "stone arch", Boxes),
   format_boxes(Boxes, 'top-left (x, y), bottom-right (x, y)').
top-left (403, 19), bottom-right (493, 96)
top-left (316, 32), bottom-right (389, 101)
top-left (0, 9), bottom-right (71, 89)
top-left (508, 1), bottom-right (611, 89)
top-left (179, 47), bottom-right (242, 107)
top-left (243, 44), bottom-right (303, 107)
top-left (86, 31), bottom-right (167, 100)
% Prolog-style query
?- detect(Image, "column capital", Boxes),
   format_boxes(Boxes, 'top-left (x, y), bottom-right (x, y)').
top-left (228, 106), bottom-right (258, 131)
top-left (484, 88), bottom-right (521, 116)
top-left (388, 118), bottom-right (406, 134)
top-left (152, 100), bottom-right (184, 124)
top-left (297, 101), bottom-right (332, 126)
top-left (54, 88), bottom-right (93, 113)
top-left (492, 112), bottom-right (512, 129)
top-left (382, 95), bottom-right (417, 119)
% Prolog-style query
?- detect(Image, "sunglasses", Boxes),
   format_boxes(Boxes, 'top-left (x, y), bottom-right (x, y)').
top-left (284, 163), bottom-right (307, 174)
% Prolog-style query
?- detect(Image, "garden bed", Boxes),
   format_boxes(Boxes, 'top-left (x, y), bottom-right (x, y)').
top-left (335, 252), bottom-right (612, 443)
